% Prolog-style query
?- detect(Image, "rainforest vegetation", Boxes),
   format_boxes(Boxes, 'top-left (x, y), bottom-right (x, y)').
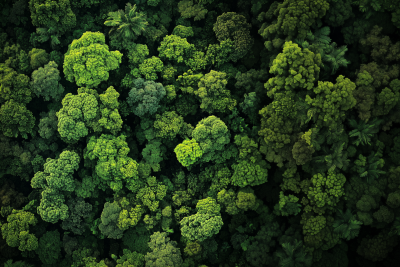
top-left (1, 0), bottom-right (400, 266)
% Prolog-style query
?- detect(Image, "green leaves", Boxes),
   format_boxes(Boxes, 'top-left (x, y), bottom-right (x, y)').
top-left (29, 0), bottom-right (76, 32)
top-left (174, 139), bottom-right (203, 167)
top-left (146, 231), bottom-right (183, 267)
top-left (213, 12), bottom-right (253, 62)
top-left (56, 88), bottom-right (99, 143)
top-left (275, 239), bottom-right (312, 267)
top-left (353, 153), bottom-right (386, 183)
top-left (98, 86), bottom-right (123, 135)
top-left (306, 169), bottom-right (346, 209)
top-left (0, 63), bottom-right (32, 104)
top-left (0, 99), bottom-right (35, 139)
top-left (307, 75), bottom-right (357, 130)
top-left (30, 151), bottom-right (80, 223)
top-left (127, 78), bottom-right (166, 117)
top-left (195, 70), bottom-right (236, 114)
top-left (104, 3), bottom-right (148, 41)
top-left (158, 34), bottom-right (195, 64)
top-left (180, 198), bottom-right (223, 242)
top-left (332, 209), bottom-right (362, 241)
top-left (31, 61), bottom-right (64, 101)
top-left (192, 116), bottom-right (231, 163)
top-left (84, 134), bottom-right (139, 192)
top-left (64, 32), bottom-right (123, 88)
top-left (348, 117), bottom-right (382, 146)
top-left (1, 210), bottom-right (38, 252)
top-left (36, 230), bottom-right (62, 265)
top-left (231, 159), bottom-right (269, 187)
top-left (178, 0), bottom-right (208, 21)
top-left (139, 56), bottom-right (164, 80)
top-left (266, 41), bottom-right (321, 97)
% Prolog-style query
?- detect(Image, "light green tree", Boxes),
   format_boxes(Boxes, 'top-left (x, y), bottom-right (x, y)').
top-left (63, 31), bottom-right (122, 87)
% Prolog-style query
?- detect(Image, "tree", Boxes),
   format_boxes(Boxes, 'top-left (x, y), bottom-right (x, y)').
top-left (36, 230), bottom-right (62, 265)
top-left (98, 202), bottom-right (124, 239)
top-left (306, 75), bottom-right (357, 130)
top-left (154, 111), bottom-right (184, 141)
top-left (141, 140), bottom-right (166, 172)
top-left (332, 209), bottom-right (362, 241)
top-left (172, 25), bottom-right (194, 38)
top-left (28, 0), bottom-right (77, 33)
top-left (275, 191), bottom-right (302, 217)
top-left (63, 31), bottom-right (123, 88)
top-left (1, 43), bottom-right (31, 74)
top-left (61, 198), bottom-right (93, 235)
top-left (145, 231), bottom-right (183, 267)
top-left (157, 34), bottom-right (195, 64)
top-left (56, 88), bottom-right (100, 143)
top-left (138, 56), bottom-right (164, 81)
top-left (0, 99), bottom-right (35, 139)
top-left (180, 198), bottom-right (223, 242)
top-left (352, 70), bottom-right (375, 121)
top-left (306, 169), bottom-right (346, 210)
top-left (136, 176), bottom-right (167, 211)
top-left (231, 158), bottom-right (269, 187)
top-left (324, 0), bottom-right (353, 27)
top-left (174, 139), bottom-right (203, 167)
top-left (203, 39), bottom-right (235, 69)
top-left (31, 26), bottom-right (62, 49)
top-left (1, 209), bottom-right (38, 252)
top-left (348, 117), bottom-right (382, 146)
top-left (360, 25), bottom-right (400, 64)
top-left (259, 0), bottom-right (329, 51)
top-left (104, 3), bottom-right (148, 42)
top-left (30, 61), bottom-right (64, 101)
top-left (0, 64), bottom-right (32, 104)
top-left (126, 78), bottom-right (166, 117)
top-left (265, 41), bottom-right (322, 98)
top-left (352, 153), bottom-right (386, 184)
top-left (98, 86), bottom-right (123, 135)
top-left (236, 187), bottom-right (259, 211)
top-left (84, 134), bottom-right (139, 192)
top-left (113, 249), bottom-right (145, 267)
top-left (275, 239), bottom-right (312, 267)
top-left (213, 12), bottom-right (254, 62)
top-left (178, 0), bottom-right (208, 21)
top-left (294, 27), bottom-right (351, 76)
top-left (28, 48), bottom-right (49, 70)
top-left (31, 151), bottom-right (80, 223)
top-left (191, 116), bottom-right (231, 163)
top-left (194, 70), bottom-right (236, 114)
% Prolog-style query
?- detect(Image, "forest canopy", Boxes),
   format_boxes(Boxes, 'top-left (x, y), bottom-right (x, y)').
top-left (0, 0), bottom-right (400, 266)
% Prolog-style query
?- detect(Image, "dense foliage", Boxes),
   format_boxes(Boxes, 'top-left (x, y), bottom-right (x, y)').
top-left (0, 0), bottom-right (400, 266)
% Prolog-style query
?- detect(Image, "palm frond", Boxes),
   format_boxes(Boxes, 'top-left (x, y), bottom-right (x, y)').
top-left (314, 26), bottom-right (331, 45)
top-left (36, 27), bottom-right (48, 35)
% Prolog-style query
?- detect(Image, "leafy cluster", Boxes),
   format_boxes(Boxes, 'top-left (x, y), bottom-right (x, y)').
top-left (2, 1), bottom-right (400, 266)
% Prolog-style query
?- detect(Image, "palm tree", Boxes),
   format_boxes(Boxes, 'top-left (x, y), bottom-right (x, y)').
top-left (35, 27), bottom-right (61, 49)
top-left (275, 239), bottom-right (312, 267)
top-left (332, 208), bottom-right (362, 241)
top-left (348, 117), bottom-right (382, 146)
top-left (322, 42), bottom-right (351, 75)
top-left (104, 3), bottom-right (149, 41)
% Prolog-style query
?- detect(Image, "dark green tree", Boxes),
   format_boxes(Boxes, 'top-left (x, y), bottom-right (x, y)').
top-left (104, 3), bottom-right (148, 42)
top-left (332, 209), bottom-right (362, 241)
top-left (275, 239), bottom-right (312, 267)
top-left (348, 117), bottom-right (382, 146)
